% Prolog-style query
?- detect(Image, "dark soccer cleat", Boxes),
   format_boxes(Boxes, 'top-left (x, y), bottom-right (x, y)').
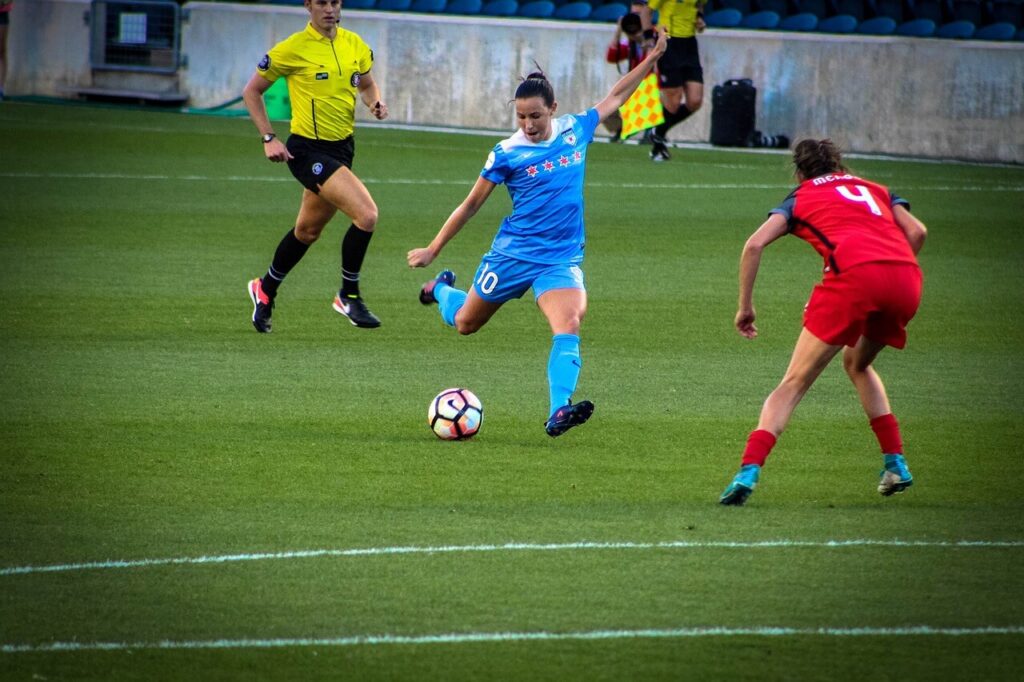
top-left (719, 464), bottom-right (761, 506)
top-left (248, 278), bottom-right (274, 333)
top-left (332, 293), bottom-right (381, 328)
top-left (649, 133), bottom-right (671, 163)
top-left (419, 269), bottom-right (456, 305)
top-left (545, 400), bottom-right (595, 437)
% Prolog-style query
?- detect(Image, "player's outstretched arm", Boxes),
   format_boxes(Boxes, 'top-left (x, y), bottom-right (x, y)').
top-left (593, 27), bottom-right (667, 123)
top-left (407, 177), bottom-right (497, 268)
top-left (736, 213), bottom-right (789, 339)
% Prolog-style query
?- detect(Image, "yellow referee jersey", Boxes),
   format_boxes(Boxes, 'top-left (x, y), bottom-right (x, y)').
top-left (650, 0), bottom-right (706, 38)
top-left (257, 23), bottom-right (374, 141)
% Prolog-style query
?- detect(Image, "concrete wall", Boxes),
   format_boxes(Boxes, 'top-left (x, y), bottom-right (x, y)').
top-left (8, 0), bottom-right (1024, 163)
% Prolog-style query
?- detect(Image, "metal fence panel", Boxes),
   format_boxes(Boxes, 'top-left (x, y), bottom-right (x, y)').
top-left (90, 0), bottom-right (181, 73)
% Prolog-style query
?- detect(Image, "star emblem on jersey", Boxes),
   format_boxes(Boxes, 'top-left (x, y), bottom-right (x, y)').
top-left (526, 165), bottom-right (539, 177)
top-left (559, 155), bottom-right (570, 167)
top-left (574, 150), bottom-right (582, 162)
top-left (543, 160), bottom-right (555, 172)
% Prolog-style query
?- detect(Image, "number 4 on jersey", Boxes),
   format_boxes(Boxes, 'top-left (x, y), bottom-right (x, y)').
top-left (837, 184), bottom-right (883, 216)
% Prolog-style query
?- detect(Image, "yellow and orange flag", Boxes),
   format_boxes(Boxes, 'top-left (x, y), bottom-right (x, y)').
top-left (618, 73), bottom-right (664, 140)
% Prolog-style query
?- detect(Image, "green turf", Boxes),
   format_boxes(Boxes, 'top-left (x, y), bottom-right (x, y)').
top-left (1, 102), bottom-right (1023, 680)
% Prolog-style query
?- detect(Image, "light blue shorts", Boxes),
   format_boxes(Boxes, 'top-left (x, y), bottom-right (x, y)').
top-left (471, 251), bottom-right (585, 303)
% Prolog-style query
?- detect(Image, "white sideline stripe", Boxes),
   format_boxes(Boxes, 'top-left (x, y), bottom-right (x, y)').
top-left (3, 539), bottom-right (1023, 577)
top-left (4, 626), bottom-right (1023, 653)
top-left (0, 172), bottom-right (1022, 192)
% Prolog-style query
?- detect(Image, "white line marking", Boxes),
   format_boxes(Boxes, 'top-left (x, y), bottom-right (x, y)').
top-left (4, 539), bottom-right (1022, 577)
top-left (1, 171), bottom-right (1021, 192)
top-left (3, 626), bottom-right (1023, 653)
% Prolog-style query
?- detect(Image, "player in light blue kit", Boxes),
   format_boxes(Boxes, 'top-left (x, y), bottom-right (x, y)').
top-left (407, 29), bottom-right (667, 437)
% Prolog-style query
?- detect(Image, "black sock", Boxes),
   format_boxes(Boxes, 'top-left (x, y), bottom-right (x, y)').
top-left (340, 224), bottom-right (373, 298)
top-left (654, 105), bottom-right (693, 139)
top-left (262, 228), bottom-right (310, 299)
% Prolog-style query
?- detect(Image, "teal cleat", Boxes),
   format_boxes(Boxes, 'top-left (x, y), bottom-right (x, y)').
top-left (720, 464), bottom-right (761, 506)
top-left (878, 454), bottom-right (913, 496)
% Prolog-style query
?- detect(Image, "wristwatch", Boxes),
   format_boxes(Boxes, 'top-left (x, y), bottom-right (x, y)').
top-left (261, 133), bottom-right (276, 143)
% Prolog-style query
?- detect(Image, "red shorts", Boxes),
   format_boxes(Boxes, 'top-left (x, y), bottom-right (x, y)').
top-left (803, 262), bottom-right (922, 349)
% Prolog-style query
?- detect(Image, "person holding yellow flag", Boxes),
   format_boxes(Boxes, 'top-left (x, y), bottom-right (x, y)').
top-left (603, 12), bottom-right (657, 141)
top-left (648, 0), bottom-right (707, 162)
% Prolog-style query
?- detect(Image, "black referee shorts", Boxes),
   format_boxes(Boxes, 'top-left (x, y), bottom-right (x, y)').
top-left (657, 37), bottom-right (703, 88)
top-left (286, 134), bottom-right (355, 193)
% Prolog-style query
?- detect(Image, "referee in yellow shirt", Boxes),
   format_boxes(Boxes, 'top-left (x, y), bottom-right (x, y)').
top-left (647, 0), bottom-right (706, 161)
top-left (243, 0), bottom-right (389, 331)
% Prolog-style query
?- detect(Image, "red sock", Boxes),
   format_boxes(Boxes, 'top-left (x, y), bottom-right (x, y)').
top-left (741, 429), bottom-right (777, 467)
top-left (870, 413), bottom-right (903, 454)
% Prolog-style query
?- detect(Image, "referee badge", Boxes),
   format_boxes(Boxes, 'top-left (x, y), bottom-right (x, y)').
top-left (350, 73), bottom-right (361, 87)
top-left (312, 163), bottom-right (324, 176)
top-left (258, 54), bottom-right (270, 71)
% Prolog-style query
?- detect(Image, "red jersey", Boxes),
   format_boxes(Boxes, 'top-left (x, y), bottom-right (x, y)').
top-left (606, 40), bottom-right (648, 71)
top-left (771, 173), bottom-right (918, 276)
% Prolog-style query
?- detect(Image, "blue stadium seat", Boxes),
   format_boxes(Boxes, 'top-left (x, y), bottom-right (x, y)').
top-left (895, 17), bottom-right (937, 34)
top-left (445, 0), bottom-right (484, 12)
top-left (705, 8), bottom-right (744, 25)
top-left (936, 18), bottom-right (976, 36)
top-left (342, 0), bottom-right (376, 8)
top-left (375, 0), bottom-right (412, 9)
top-left (990, 0), bottom-right (1024, 28)
top-left (818, 13), bottom-right (860, 30)
top-left (590, 3), bottom-right (629, 20)
top-left (482, 0), bottom-right (519, 14)
top-left (741, 9), bottom-right (782, 26)
top-left (857, 15), bottom-right (898, 31)
top-left (779, 11), bottom-right (820, 28)
top-left (518, 0), bottom-right (556, 15)
top-left (554, 1), bottom-right (593, 18)
top-left (974, 20), bottom-right (1017, 38)
top-left (411, 0), bottom-right (446, 11)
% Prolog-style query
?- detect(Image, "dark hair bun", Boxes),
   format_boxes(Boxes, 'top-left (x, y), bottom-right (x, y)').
top-left (525, 71), bottom-right (547, 81)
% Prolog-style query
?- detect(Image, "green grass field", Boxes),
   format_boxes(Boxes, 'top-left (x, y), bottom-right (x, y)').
top-left (1, 101), bottom-right (1023, 680)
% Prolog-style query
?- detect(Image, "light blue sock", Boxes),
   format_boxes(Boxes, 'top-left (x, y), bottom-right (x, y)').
top-left (436, 282), bottom-right (467, 327)
top-left (547, 333), bottom-right (581, 417)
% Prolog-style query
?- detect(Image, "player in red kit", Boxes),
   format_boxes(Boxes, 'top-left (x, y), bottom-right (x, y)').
top-left (720, 139), bottom-right (928, 506)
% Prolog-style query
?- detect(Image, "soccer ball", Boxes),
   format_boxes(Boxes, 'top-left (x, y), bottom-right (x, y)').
top-left (428, 388), bottom-right (483, 440)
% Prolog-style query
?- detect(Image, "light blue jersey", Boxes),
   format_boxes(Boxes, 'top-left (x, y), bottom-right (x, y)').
top-left (480, 109), bottom-right (601, 265)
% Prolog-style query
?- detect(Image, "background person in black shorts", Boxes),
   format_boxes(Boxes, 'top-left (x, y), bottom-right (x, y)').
top-left (648, 0), bottom-right (706, 162)
top-left (242, 0), bottom-right (389, 332)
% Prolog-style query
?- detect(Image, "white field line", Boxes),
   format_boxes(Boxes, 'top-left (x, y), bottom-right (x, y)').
top-left (3, 626), bottom-right (1024, 653)
top-left (3, 539), bottom-right (1023, 577)
top-left (0, 171), bottom-right (1022, 192)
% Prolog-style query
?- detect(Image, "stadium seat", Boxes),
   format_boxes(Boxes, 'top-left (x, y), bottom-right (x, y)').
top-left (974, 20), bottom-right (1017, 37)
top-left (857, 15), bottom-right (898, 31)
top-left (375, 0), bottom-right (412, 9)
top-left (554, 1), bottom-right (593, 18)
top-left (869, 0), bottom-right (905, 22)
top-left (832, 0), bottom-right (868, 20)
top-left (411, 0), bottom-right (446, 11)
top-left (590, 3), bottom-right (629, 20)
top-left (818, 13), bottom-right (860, 30)
top-left (706, 8), bottom-right (744, 25)
top-left (341, 0), bottom-right (377, 7)
top-left (779, 11), bottom-right (820, 28)
top-left (895, 16), bottom-right (937, 33)
top-left (445, 0), bottom-right (484, 12)
top-left (741, 9), bottom-right (782, 26)
top-left (518, 0), bottom-right (556, 16)
top-left (482, 0), bottom-right (519, 14)
top-left (936, 18), bottom-right (977, 35)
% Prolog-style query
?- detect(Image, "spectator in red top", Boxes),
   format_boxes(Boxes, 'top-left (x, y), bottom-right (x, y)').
top-left (604, 12), bottom-right (654, 140)
top-left (720, 139), bottom-right (929, 506)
